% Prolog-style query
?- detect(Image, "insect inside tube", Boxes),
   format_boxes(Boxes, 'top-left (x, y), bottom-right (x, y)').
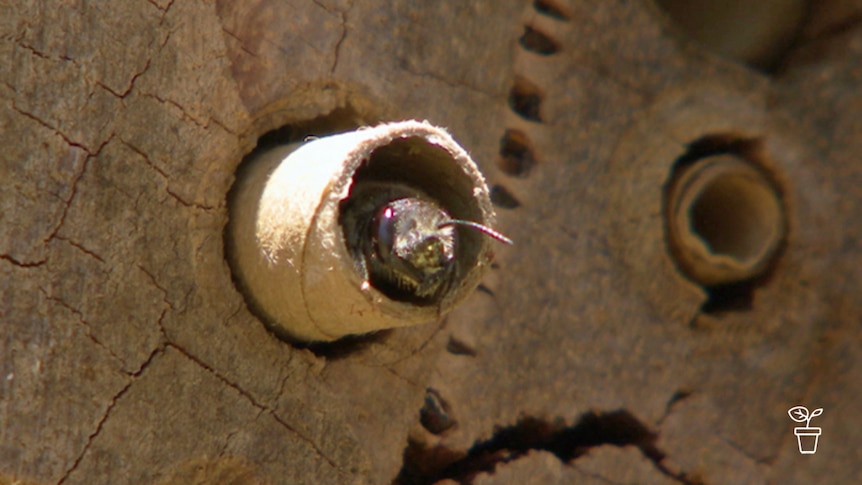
top-left (340, 181), bottom-right (512, 303)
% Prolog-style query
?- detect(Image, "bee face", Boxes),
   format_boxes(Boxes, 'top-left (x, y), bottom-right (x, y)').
top-left (340, 181), bottom-right (462, 303)
top-left (371, 197), bottom-right (457, 299)
top-left (340, 181), bottom-right (510, 305)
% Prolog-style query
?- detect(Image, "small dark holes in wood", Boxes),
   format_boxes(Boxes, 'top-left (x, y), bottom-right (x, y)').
top-left (519, 25), bottom-right (561, 55)
top-left (508, 77), bottom-right (544, 122)
top-left (420, 389), bottom-right (456, 435)
top-left (498, 128), bottom-right (537, 176)
top-left (533, 0), bottom-right (571, 20)
top-left (490, 184), bottom-right (521, 209)
top-left (446, 336), bottom-right (477, 357)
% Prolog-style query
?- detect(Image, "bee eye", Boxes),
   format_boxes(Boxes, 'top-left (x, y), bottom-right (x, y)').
top-left (372, 204), bottom-right (398, 259)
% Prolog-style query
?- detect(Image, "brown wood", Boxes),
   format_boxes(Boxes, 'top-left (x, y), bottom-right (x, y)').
top-left (2, 1), bottom-right (860, 483)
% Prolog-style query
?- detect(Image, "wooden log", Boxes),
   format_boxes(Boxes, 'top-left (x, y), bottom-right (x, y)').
top-left (2, 1), bottom-right (860, 483)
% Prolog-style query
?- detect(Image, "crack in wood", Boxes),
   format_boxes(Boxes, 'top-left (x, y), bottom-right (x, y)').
top-left (38, 288), bottom-right (128, 369)
top-left (166, 343), bottom-right (343, 473)
top-left (136, 264), bottom-right (179, 312)
top-left (0, 253), bottom-right (47, 268)
top-left (56, 345), bottom-right (166, 485)
top-left (329, 8), bottom-right (348, 75)
top-left (119, 136), bottom-right (219, 211)
top-left (656, 389), bottom-right (693, 426)
top-left (95, 58), bottom-right (151, 99)
top-left (55, 236), bottom-right (106, 264)
top-left (392, 410), bottom-right (703, 485)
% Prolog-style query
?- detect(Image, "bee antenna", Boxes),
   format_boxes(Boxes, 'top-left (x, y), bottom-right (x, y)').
top-left (438, 220), bottom-right (513, 245)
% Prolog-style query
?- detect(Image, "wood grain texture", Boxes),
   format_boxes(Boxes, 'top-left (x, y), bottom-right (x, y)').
top-left (2, 1), bottom-right (860, 484)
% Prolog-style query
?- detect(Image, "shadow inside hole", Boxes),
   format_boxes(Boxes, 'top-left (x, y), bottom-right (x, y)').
top-left (663, 134), bottom-right (787, 314)
top-left (688, 172), bottom-right (778, 264)
top-left (701, 281), bottom-right (756, 313)
top-left (498, 128), bottom-right (537, 177)
top-left (490, 184), bottom-right (521, 209)
top-left (301, 329), bottom-right (393, 360)
top-left (533, 0), bottom-right (571, 20)
top-left (672, 134), bottom-right (761, 168)
top-left (519, 25), bottom-right (561, 55)
top-left (392, 410), bottom-right (668, 485)
top-left (252, 105), bottom-right (369, 150)
top-left (508, 77), bottom-right (544, 122)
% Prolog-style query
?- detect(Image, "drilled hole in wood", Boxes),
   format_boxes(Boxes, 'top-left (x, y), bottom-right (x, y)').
top-left (519, 25), bottom-right (561, 55)
top-left (420, 389), bottom-right (456, 435)
top-left (490, 184), bottom-right (521, 209)
top-left (533, 0), bottom-right (571, 20)
top-left (498, 129), bottom-right (537, 177)
top-left (446, 336), bottom-right (477, 356)
top-left (508, 77), bottom-right (544, 122)
top-left (664, 135), bottom-right (787, 314)
top-left (252, 106), bottom-right (366, 149)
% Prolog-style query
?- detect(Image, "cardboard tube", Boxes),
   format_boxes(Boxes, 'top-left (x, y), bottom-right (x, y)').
top-left (657, 0), bottom-right (807, 69)
top-left (666, 155), bottom-right (785, 286)
top-left (227, 121), bottom-right (497, 342)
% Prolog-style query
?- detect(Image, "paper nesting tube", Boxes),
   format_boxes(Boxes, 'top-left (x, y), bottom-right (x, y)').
top-left (666, 154), bottom-right (785, 286)
top-left (656, 0), bottom-right (806, 69)
top-left (227, 120), bottom-right (498, 342)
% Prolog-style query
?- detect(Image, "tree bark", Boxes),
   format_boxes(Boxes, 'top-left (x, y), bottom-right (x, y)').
top-left (2, 1), bottom-right (861, 484)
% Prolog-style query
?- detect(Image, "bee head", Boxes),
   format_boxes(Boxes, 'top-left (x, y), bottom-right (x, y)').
top-left (372, 198), bottom-right (456, 295)
top-left (368, 197), bottom-right (512, 300)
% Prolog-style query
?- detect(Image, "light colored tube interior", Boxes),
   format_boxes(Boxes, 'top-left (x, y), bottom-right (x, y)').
top-left (227, 120), bottom-right (497, 342)
top-left (656, 0), bottom-right (808, 68)
top-left (667, 154), bottom-right (785, 286)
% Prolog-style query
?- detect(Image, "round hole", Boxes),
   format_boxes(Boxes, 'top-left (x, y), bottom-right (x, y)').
top-left (666, 154), bottom-right (785, 286)
top-left (689, 171), bottom-right (779, 264)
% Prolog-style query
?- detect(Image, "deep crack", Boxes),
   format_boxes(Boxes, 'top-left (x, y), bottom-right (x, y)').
top-left (393, 410), bottom-right (703, 485)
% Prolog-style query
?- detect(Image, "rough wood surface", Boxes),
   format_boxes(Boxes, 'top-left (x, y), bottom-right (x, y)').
top-left (2, 1), bottom-right (861, 484)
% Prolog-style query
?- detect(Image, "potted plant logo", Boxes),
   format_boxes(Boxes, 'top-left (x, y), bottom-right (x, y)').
top-left (788, 406), bottom-right (823, 454)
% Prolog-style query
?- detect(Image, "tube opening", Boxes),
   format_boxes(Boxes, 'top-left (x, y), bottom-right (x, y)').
top-left (664, 136), bottom-right (787, 313)
top-left (227, 115), bottom-right (496, 342)
top-left (340, 136), bottom-right (487, 305)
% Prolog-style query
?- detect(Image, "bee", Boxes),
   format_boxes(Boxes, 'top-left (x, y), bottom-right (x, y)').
top-left (340, 182), bottom-right (512, 304)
